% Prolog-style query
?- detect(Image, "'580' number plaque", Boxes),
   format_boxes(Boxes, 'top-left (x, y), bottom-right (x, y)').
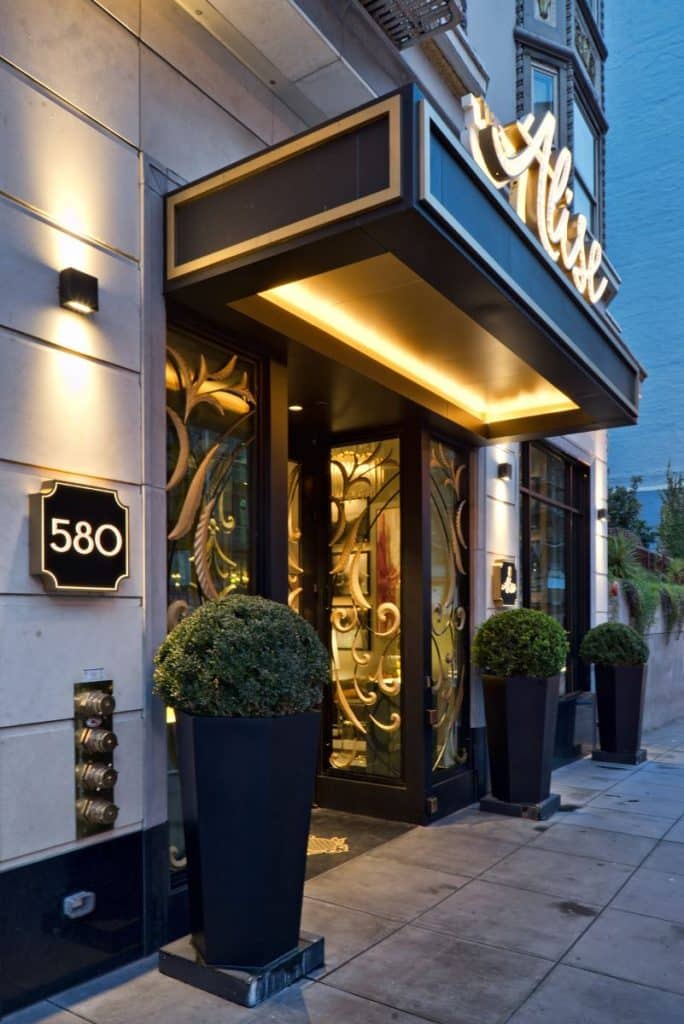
top-left (30, 481), bottom-right (129, 593)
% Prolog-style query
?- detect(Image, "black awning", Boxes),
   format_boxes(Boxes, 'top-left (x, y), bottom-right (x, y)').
top-left (165, 86), bottom-right (642, 442)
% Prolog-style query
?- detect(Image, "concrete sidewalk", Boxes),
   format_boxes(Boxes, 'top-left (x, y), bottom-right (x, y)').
top-left (8, 720), bottom-right (684, 1024)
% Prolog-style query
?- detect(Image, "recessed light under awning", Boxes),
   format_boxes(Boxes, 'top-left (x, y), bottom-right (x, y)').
top-left (164, 86), bottom-right (643, 442)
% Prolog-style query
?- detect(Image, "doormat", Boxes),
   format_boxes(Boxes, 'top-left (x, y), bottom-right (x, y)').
top-left (307, 835), bottom-right (349, 856)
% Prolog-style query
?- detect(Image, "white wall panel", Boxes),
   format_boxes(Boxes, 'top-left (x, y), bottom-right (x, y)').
top-left (0, 198), bottom-right (140, 374)
top-left (0, 0), bottom-right (139, 144)
top-left (141, 484), bottom-right (169, 829)
top-left (140, 49), bottom-right (261, 182)
top-left (140, 0), bottom-right (304, 145)
top-left (0, 329), bottom-right (142, 484)
top-left (94, 0), bottom-right (140, 33)
top-left (0, 723), bottom-right (76, 860)
top-left (296, 59), bottom-right (373, 118)
top-left (0, 64), bottom-right (139, 257)
top-left (112, 712), bottom-right (144, 828)
top-left (0, 596), bottom-right (144, 727)
top-left (212, 0), bottom-right (334, 81)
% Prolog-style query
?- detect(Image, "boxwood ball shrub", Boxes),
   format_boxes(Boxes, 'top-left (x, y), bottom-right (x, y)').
top-left (472, 608), bottom-right (568, 679)
top-left (580, 621), bottom-right (649, 667)
top-left (154, 594), bottom-right (329, 717)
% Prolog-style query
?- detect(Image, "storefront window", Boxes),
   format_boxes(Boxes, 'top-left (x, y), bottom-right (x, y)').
top-left (529, 500), bottom-right (567, 627)
top-left (328, 439), bottom-right (402, 778)
top-left (521, 442), bottom-right (589, 696)
top-left (165, 328), bottom-right (256, 878)
top-left (430, 441), bottom-right (469, 774)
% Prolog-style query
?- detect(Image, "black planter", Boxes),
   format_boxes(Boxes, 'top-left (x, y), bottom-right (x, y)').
top-left (175, 710), bottom-right (320, 969)
top-left (483, 675), bottom-right (560, 805)
top-left (594, 664), bottom-right (646, 763)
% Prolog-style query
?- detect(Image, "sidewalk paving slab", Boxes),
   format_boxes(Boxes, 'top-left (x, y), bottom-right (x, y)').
top-left (506, 963), bottom-right (684, 1023)
top-left (663, 818), bottom-right (684, 842)
top-left (299, 897), bottom-right (400, 976)
top-left (303, 853), bottom-right (469, 921)
top-left (363, 823), bottom-right (519, 877)
top-left (563, 907), bottom-right (684, 995)
top-left (413, 877), bottom-right (599, 959)
top-left (322, 923), bottom-right (553, 1024)
top-left (8, 721), bottom-right (684, 1024)
top-left (526, 820), bottom-right (657, 864)
top-left (479, 844), bottom-right (634, 905)
top-left (642, 839), bottom-right (684, 874)
top-left (541, 804), bottom-right (675, 838)
top-left (588, 790), bottom-right (684, 818)
top-left (611, 865), bottom-right (684, 923)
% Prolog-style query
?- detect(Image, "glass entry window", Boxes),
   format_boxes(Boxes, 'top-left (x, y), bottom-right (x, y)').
top-left (165, 327), bottom-right (256, 881)
top-left (520, 443), bottom-right (589, 694)
top-left (328, 439), bottom-right (402, 778)
top-left (430, 441), bottom-right (469, 774)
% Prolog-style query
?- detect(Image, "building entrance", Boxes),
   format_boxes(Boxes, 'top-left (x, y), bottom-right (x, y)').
top-left (287, 346), bottom-right (476, 824)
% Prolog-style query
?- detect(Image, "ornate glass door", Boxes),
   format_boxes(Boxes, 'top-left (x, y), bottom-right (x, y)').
top-left (292, 426), bottom-right (475, 823)
top-left (429, 441), bottom-right (469, 778)
top-left (327, 438), bottom-right (402, 779)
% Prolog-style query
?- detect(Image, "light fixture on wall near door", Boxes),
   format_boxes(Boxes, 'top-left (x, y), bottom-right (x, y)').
top-left (597, 507), bottom-right (607, 520)
top-left (497, 462), bottom-right (513, 482)
top-left (59, 268), bottom-right (99, 314)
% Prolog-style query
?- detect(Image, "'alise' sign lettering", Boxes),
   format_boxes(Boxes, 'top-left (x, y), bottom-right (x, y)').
top-left (462, 94), bottom-right (609, 306)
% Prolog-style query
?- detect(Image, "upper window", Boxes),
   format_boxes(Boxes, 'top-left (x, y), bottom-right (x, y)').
top-left (573, 100), bottom-right (598, 233)
top-left (532, 65), bottom-right (559, 147)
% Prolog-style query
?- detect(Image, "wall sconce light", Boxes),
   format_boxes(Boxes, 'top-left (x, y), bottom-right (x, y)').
top-left (597, 507), bottom-right (607, 520)
top-left (497, 462), bottom-right (513, 482)
top-left (59, 268), bottom-right (99, 314)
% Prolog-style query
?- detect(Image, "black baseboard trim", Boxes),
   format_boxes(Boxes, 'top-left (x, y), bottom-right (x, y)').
top-left (0, 823), bottom-right (167, 1017)
top-left (471, 726), bottom-right (489, 798)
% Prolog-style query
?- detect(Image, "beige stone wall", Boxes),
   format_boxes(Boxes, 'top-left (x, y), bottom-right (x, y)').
top-left (613, 592), bottom-right (684, 732)
top-left (0, 0), bottom-right (312, 871)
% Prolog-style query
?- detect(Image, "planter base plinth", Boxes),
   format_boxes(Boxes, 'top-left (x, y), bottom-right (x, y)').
top-left (480, 792), bottom-right (561, 821)
top-left (158, 932), bottom-right (324, 1008)
top-left (592, 748), bottom-right (647, 766)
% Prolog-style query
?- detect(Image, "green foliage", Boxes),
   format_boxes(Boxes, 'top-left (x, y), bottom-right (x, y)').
top-left (153, 594), bottom-right (329, 717)
top-left (608, 528), bottom-right (684, 637)
top-left (580, 622), bottom-right (649, 666)
top-left (667, 558), bottom-right (684, 585)
top-left (621, 573), bottom-right (661, 635)
top-left (608, 476), bottom-right (657, 547)
top-left (472, 608), bottom-right (568, 679)
top-left (659, 463), bottom-right (684, 558)
top-left (659, 583), bottom-right (684, 637)
top-left (608, 530), bottom-right (640, 581)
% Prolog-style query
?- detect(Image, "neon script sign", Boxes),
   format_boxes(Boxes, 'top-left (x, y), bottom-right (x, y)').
top-left (462, 95), bottom-right (609, 306)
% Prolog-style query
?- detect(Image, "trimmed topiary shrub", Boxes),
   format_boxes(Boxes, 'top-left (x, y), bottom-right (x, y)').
top-left (580, 622), bottom-right (649, 667)
top-left (472, 608), bottom-right (568, 679)
top-left (154, 594), bottom-right (329, 717)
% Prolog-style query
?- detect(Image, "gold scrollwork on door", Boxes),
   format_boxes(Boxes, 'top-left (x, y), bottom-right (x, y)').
top-left (288, 461), bottom-right (303, 612)
top-left (430, 441), bottom-right (468, 772)
top-left (166, 334), bottom-right (256, 610)
top-left (329, 439), bottom-right (402, 777)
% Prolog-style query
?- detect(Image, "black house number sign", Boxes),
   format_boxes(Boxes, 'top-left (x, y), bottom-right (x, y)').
top-left (30, 481), bottom-right (129, 593)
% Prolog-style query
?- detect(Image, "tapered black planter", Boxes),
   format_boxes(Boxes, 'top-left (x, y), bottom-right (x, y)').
top-left (593, 664), bottom-right (647, 764)
top-left (175, 710), bottom-right (320, 969)
top-left (482, 675), bottom-right (560, 812)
